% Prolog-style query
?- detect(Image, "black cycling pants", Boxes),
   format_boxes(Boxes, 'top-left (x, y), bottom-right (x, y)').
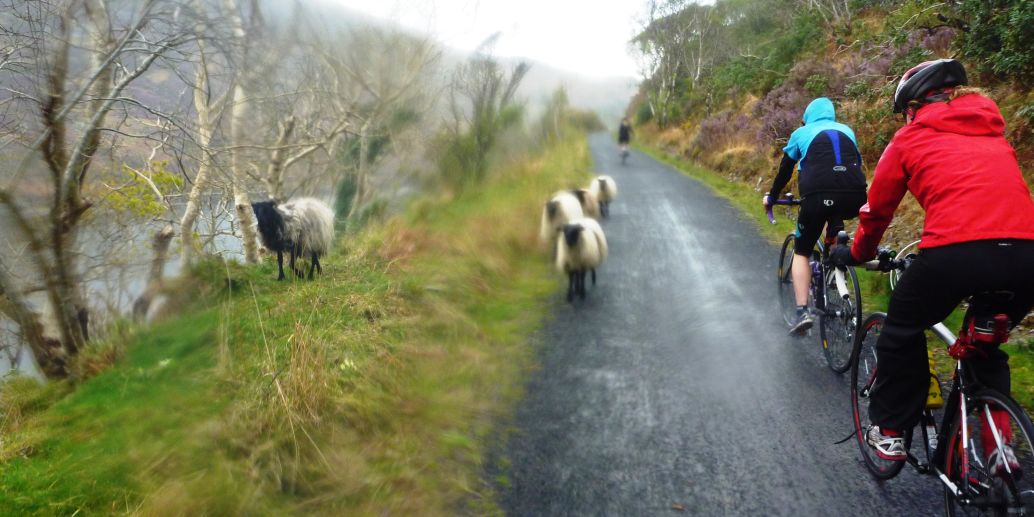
top-left (870, 239), bottom-right (1034, 431)
top-left (793, 191), bottom-right (866, 255)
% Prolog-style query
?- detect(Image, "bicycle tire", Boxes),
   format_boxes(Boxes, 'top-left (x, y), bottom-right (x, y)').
top-left (850, 313), bottom-right (908, 479)
top-left (778, 234), bottom-right (798, 326)
top-left (943, 388), bottom-right (1034, 516)
top-left (820, 265), bottom-right (862, 373)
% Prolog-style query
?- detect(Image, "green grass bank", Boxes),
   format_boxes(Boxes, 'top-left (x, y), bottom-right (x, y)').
top-left (0, 134), bottom-right (592, 515)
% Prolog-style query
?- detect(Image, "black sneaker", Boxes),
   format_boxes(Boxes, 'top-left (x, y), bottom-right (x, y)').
top-left (788, 309), bottom-right (814, 336)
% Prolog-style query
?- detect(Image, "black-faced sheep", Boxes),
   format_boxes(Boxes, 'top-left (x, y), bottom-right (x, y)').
top-left (251, 197), bottom-right (335, 280)
top-left (587, 175), bottom-right (618, 218)
top-left (567, 188), bottom-right (601, 219)
top-left (556, 217), bottom-right (608, 302)
top-left (539, 191), bottom-right (585, 245)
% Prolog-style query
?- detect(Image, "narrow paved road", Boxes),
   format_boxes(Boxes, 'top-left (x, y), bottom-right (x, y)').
top-left (500, 133), bottom-right (942, 515)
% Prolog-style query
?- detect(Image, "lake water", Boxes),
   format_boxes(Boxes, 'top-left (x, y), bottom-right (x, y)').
top-left (0, 194), bottom-right (242, 379)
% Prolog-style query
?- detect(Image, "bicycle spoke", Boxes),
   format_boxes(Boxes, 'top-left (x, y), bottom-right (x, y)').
top-left (944, 393), bottom-right (1034, 516)
top-left (821, 266), bottom-right (860, 373)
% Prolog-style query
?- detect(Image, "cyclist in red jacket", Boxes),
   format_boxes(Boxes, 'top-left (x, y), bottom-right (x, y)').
top-left (832, 59), bottom-right (1034, 471)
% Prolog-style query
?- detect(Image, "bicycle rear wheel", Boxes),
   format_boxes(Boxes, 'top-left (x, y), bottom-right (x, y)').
top-left (943, 389), bottom-right (1034, 516)
top-left (778, 234), bottom-right (798, 326)
top-left (850, 313), bottom-right (908, 479)
top-left (820, 265), bottom-right (862, 373)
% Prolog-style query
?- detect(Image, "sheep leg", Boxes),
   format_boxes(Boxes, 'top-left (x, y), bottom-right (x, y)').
top-left (578, 270), bottom-right (587, 299)
top-left (567, 272), bottom-right (576, 302)
top-left (307, 252), bottom-right (317, 280)
top-left (277, 250), bottom-right (286, 280)
top-left (591, 268), bottom-right (596, 286)
top-left (313, 252), bottom-right (323, 275)
top-left (292, 244), bottom-right (304, 278)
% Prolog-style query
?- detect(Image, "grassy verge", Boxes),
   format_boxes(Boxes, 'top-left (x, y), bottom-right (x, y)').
top-left (636, 141), bottom-right (1034, 408)
top-left (0, 134), bottom-right (591, 515)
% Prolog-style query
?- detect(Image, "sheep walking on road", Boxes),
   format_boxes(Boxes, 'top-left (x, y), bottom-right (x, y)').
top-left (252, 197), bottom-right (335, 280)
top-left (556, 217), bottom-right (608, 302)
top-left (588, 175), bottom-right (618, 218)
top-left (539, 192), bottom-right (585, 245)
top-left (567, 188), bottom-right (601, 219)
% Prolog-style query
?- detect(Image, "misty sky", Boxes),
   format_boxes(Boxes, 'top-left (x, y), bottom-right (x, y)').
top-left (332, 0), bottom-right (645, 79)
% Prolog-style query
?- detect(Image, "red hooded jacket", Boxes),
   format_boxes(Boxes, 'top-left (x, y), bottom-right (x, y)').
top-left (852, 93), bottom-right (1034, 261)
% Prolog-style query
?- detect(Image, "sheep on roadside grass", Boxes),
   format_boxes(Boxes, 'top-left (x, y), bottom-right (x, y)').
top-left (567, 188), bottom-right (601, 219)
top-left (251, 197), bottom-right (335, 280)
top-left (588, 175), bottom-right (618, 218)
top-left (556, 217), bottom-right (608, 302)
top-left (539, 192), bottom-right (585, 244)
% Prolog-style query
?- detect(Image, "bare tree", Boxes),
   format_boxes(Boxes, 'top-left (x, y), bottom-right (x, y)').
top-left (799, 0), bottom-right (852, 24)
top-left (318, 25), bottom-right (439, 220)
top-left (632, 0), bottom-right (720, 124)
top-left (178, 1), bottom-right (233, 266)
top-left (0, 0), bottom-right (190, 377)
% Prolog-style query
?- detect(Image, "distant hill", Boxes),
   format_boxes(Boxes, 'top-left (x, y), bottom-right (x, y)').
top-left (293, 0), bottom-right (638, 127)
top-left (511, 58), bottom-right (638, 127)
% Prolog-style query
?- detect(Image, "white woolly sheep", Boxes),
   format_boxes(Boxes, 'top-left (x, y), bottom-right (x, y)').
top-left (567, 188), bottom-right (601, 219)
top-left (587, 175), bottom-right (618, 218)
top-left (251, 197), bottom-right (335, 280)
top-left (555, 217), bottom-right (608, 302)
top-left (539, 191), bottom-right (584, 244)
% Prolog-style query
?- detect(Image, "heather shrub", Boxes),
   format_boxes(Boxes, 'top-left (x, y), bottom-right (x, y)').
top-left (754, 61), bottom-right (845, 153)
top-left (690, 110), bottom-right (758, 159)
top-left (805, 74), bottom-right (831, 97)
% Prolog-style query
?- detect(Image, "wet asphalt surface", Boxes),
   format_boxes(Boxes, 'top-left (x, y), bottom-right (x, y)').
top-left (499, 133), bottom-right (943, 516)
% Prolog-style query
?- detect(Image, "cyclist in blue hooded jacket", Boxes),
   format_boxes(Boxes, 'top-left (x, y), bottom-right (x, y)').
top-left (763, 97), bottom-right (868, 335)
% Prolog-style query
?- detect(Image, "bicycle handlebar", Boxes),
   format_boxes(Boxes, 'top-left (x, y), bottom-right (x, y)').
top-left (765, 193), bottom-right (802, 224)
top-left (861, 247), bottom-right (909, 272)
top-left (831, 230), bottom-right (910, 272)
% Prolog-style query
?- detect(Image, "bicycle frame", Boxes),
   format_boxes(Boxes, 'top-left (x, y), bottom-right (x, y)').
top-left (860, 254), bottom-right (1026, 509)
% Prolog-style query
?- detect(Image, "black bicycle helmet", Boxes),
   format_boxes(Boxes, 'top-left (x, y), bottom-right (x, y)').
top-left (892, 58), bottom-right (967, 113)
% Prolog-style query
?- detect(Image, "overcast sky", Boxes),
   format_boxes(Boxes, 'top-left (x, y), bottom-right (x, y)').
top-left (331, 0), bottom-right (645, 79)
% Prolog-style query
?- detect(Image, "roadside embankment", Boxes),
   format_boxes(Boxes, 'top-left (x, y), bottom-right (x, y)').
top-left (0, 134), bottom-right (592, 515)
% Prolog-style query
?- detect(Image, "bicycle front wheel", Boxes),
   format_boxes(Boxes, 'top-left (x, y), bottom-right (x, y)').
top-left (943, 388), bottom-right (1034, 516)
top-left (820, 265), bottom-right (862, 373)
top-left (850, 313), bottom-right (907, 479)
top-left (778, 234), bottom-right (798, 326)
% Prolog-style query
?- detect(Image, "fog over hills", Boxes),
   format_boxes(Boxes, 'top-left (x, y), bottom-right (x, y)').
top-left (295, 0), bottom-right (638, 125)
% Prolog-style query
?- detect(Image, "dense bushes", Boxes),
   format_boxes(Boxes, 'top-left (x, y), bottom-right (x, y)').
top-left (959, 0), bottom-right (1034, 83)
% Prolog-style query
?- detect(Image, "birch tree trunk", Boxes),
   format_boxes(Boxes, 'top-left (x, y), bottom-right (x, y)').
top-left (223, 0), bottom-right (260, 263)
top-left (229, 82), bottom-right (260, 263)
top-left (179, 42), bottom-right (226, 266)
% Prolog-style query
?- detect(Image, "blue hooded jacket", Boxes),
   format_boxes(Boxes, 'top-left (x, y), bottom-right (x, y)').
top-left (783, 97), bottom-right (858, 162)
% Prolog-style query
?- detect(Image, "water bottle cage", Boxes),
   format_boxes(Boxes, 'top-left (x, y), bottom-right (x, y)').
top-left (948, 314), bottom-right (1011, 360)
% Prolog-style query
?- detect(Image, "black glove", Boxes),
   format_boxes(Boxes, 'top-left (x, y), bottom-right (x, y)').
top-left (829, 245), bottom-right (858, 267)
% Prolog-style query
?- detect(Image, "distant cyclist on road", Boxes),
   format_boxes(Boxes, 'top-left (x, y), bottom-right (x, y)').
top-left (618, 117), bottom-right (633, 158)
top-left (830, 59), bottom-right (1034, 468)
top-left (763, 97), bottom-right (868, 335)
